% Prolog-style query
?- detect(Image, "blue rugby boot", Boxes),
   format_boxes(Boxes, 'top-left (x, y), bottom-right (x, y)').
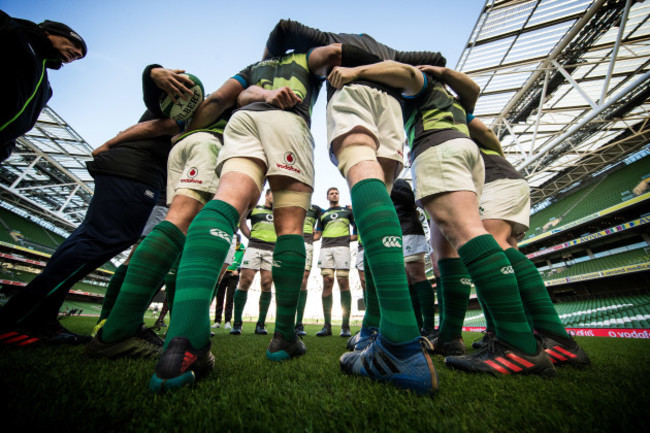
top-left (340, 334), bottom-right (438, 396)
top-left (346, 327), bottom-right (378, 351)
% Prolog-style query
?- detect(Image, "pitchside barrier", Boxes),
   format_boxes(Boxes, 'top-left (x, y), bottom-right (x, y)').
top-left (462, 326), bottom-right (650, 339)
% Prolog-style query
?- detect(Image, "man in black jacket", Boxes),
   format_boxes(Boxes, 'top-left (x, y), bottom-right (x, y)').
top-left (0, 65), bottom-right (185, 347)
top-left (0, 11), bottom-right (87, 162)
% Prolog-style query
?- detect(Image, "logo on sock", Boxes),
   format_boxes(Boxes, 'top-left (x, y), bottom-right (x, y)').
top-left (460, 278), bottom-right (473, 286)
top-left (500, 266), bottom-right (514, 275)
top-left (272, 260), bottom-right (283, 267)
top-left (382, 236), bottom-right (402, 248)
top-left (209, 229), bottom-right (232, 243)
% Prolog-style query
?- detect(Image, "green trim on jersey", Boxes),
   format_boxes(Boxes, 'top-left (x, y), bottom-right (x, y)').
top-left (235, 52), bottom-right (323, 126)
top-left (403, 76), bottom-right (470, 159)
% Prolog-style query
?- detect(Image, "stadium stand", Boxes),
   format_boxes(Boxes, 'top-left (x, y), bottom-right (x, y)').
top-left (526, 155), bottom-right (650, 240)
top-left (0, 206), bottom-right (113, 313)
top-left (455, 151), bottom-right (650, 331)
top-left (509, 151), bottom-right (650, 330)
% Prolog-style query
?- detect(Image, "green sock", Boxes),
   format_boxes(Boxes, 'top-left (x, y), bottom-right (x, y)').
top-left (165, 200), bottom-right (239, 350)
top-left (164, 256), bottom-right (180, 316)
top-left (413, 280), bottom-right (436, 331)
top-left (98, 264), bottom-right (128, 322)
top-left (504, 248), bottom-right (569, 338)
top-left (408, 284), bottom-right (424, 330)
top-left (351, 178), bottom-right (419, 343)
top-left (361, 255), bottom-right (380, 329)
top-left (458, 235), bottom-right (536, 354)
top-left (437, 258), bottom-right (472, 341)
top-left (272, 235), bottom-right (305, 340)
top-left (258, 291), bottom-right (272, 325)
top-left (233, 289), bottom-right (248, 324)
top-left (322, 294), bottom-right (333, 325)
top-left (296, 290), bottom-right (307, 325)
top-left (477, 291), bottom-right (495, 334)
top-left (340, 290), bottom-right (352, 328)
top-left (102, 221), bottom-right (185, 342)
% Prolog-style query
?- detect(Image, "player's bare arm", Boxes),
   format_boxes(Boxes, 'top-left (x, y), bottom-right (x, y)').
top-left (328, 60), bottom-right (424, 96)
top-left (236, 86), bottom-right (303, 109)
top-left (187, 78), bottom-right (244, 132)
top-left (417, 65), bottom-right (480, 113)
top-left (92, 118), bottom-right (179, 156)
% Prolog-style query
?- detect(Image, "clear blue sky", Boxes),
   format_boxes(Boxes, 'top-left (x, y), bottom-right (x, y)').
top-left (2, 0), bottom-right (481, 207)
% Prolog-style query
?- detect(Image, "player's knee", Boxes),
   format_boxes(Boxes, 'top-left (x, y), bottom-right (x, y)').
top-left (336, 144), bottom-right (377, 178)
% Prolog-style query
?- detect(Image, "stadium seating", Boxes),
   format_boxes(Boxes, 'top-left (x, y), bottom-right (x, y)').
top-left (0, 207), bottom-right (66, 251)
top-left (526, 155), bottom-right (650, 238)
top-left (544, 248), bottom-right (649, 280)
top-left (462, 294), bottom-right (650, 329)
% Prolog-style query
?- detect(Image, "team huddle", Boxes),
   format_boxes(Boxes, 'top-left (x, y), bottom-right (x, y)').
top-left (0, 18), bottom-right (590, 397)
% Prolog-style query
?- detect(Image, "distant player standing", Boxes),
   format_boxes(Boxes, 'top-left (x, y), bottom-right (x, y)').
top-left (230, 189), bottom-right (276, 336)
top-left (314, 188), bottom-right (356, 337)
top-left (294, 203), bottom-right (323, 335)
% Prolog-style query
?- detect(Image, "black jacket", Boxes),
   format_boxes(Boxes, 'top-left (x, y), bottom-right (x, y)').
top-left (0, 11), bottom-right (63, 161)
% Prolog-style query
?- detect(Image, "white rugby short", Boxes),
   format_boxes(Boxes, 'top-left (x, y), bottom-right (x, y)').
top-left (354, 245), bottom-right (364, 271)
top-left (224, 236), bottom-right (237, 266)
top-left (218, 110), bottom-right (315, 187)
top-left (403, 234), bottom-right (428, 261)
top-left (411, 137), bottom-right (484, 202)
top-left (318, 245), bottom-right (351, 270)
top-left (240, 246), bottom-right (273, 271)
top-left (304, 242), bottom-right (314, 271)
top-left (479, 178), bottom-right (531, 237)
top-left (326, 84), bottom-right (405, 170)
top-left (166, 132), bottom-right (222, 206)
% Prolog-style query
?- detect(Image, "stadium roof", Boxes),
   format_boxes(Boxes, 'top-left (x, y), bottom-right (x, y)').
top-left (456, 0), bottom-right (650, 207)
top-left (0, 106), bottom-right (94, 236)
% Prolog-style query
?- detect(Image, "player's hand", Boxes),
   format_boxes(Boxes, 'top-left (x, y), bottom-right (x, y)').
top-left (327, 66), bottom-right (359, 89)
top-left (417, 65), bottom-right (445, 78)
top-left (266, 87), bottom-right (302, 109)
top-left (151, 68), bottom-right (194, 103)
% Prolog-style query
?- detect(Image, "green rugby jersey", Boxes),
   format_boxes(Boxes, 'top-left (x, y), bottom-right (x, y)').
top-left (317, 206), bottom-right (355, 248)
top-left (227, 244), bottom-right (245, 271)
top-left (247, 205), bottom-right (276, 251)
top-left (480, 148), bottom-right (524, 184)
top-left (172, 107), bottom-right (233, 143)
top-left (233, 52), bottom-right (324, 127)
top-left (403, 73), bottom-right (470, 162)
top-left (303, 204), bottom-right (323, 244)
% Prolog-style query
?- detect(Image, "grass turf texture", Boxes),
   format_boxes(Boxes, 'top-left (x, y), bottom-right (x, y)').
top-left (1, 317), bottom-right (648, 432)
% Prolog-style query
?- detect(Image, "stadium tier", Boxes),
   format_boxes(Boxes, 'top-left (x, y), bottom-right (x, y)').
top-left (526, 154), bottom-right (650, 241)
top-left (0, 207), bottom-right (116, 305)
top-left (542, 248), bottom-right (650, 280)
top-left (0, 207), bottom-right (66, 253)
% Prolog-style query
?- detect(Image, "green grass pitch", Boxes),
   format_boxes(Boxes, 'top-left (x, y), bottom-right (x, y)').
top-left (0, 317), bottom-right (648, 432)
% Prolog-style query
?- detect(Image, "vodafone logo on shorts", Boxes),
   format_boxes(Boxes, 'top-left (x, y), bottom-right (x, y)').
top-left (276, 152), bottom-right (301, 173)
top-left (284, 152), bottom-right (296, 165)
top-left (181, 167), bottom-right (203, 184)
